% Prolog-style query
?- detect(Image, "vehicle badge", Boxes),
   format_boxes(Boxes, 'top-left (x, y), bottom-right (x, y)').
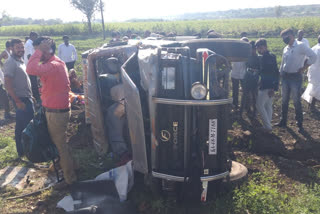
top-left (160, 130), bottom-right (171, 142)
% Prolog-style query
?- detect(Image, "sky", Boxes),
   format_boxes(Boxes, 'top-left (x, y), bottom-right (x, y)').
top-left (1, 0), bottom-right (320, 22)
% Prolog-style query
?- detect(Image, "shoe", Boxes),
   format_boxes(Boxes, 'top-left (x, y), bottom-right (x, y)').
top-left (298, 126), bottom-right (305, 133)
top-left (275, 121), bottom-right (286, 128)
top-left (296, 122), bottom-right (304, 133)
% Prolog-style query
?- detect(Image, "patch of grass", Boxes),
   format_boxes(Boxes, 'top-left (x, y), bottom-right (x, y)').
top-left (0, 136), bottom-right (18, 168)
top-left (73, 147), bottom-right (114, 180)
top-left (233, 172), bottom-right (288, 214)
top-left (287, 183), bottom-right (320, 214)
top-left (232, 171), bottom-right (320, 214)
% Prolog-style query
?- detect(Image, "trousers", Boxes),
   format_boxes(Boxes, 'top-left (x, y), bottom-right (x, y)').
top-left (15, 97), bottom-right (34, 156)
top-left (232, 78), bottom-right (244, 108)
top-left (256, 89), bottom-right (273, 130)
top-left (46, 111), bottom-right (77, 184)
top-left (281, 73), bottom-right (303, 126)
top-left (66, 61), bottom-right (75, 71)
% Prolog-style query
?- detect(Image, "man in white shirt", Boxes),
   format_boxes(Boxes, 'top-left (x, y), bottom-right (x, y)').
top-left (231, 61), bottom-right (246, 110)
top-left (302, 35), bottom-right (320, 111)
top-left (276, 28), bottom-right (316, 132)
top-left (231, 37), bottom-right (249, 110)
top-left (24, 31), bottom-right (40, 102)
top-left (24, 32), bottom-right (38, 65)
top-left (296, 30), bottom-right (310, 48)
top-left (58, 35), bottom-right (77, 70)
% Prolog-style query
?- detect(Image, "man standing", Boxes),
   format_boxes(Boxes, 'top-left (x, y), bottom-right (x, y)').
top-left (27, 37), bottom-right (76, 185)
top-left (0, 41), bottom-right (14, 120)
top-left (24, 31), bottom-right (40, 103)
top-left (255, 39), bottom-right (279, 132)
top-left (276, 29), bottom-right (316, 132)
top-left (240, 40), bottom-right (260, 117)
top-left (58, 35), bottom-right (77, 71)
top-left (231, 37), bottom-right (249, 110)
top-left (302, 35), bottom-right (320, 111)
top-left (296, 30), bottom-right (310, 48)
top-left (3, 39), bottom-right (34, 157)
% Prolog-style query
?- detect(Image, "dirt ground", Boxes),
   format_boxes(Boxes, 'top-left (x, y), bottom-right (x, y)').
top-left (229, 91), bottom-right (320, 191)
top-left (0, 90), bottom-right (320, 213)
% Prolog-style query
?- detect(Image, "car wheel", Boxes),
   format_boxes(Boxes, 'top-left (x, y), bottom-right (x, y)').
top-left (222, 160), bottom-right (248, 191)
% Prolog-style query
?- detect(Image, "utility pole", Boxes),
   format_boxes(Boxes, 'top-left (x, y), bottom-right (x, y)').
top-left (100, 0), bottom-right (106, 40)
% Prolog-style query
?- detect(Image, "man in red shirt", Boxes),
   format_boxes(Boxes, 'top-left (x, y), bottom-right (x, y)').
top-left (26, 37), bottom-right (76, 185)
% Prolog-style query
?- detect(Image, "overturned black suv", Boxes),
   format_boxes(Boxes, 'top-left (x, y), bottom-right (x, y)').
top-left (82, 37), bottom-right (250, 201)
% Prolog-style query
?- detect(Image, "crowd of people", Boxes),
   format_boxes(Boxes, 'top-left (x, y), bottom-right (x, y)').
top-left (231, 29), bottom-right (319, 133)
top-left (0, 32), bottom-right (78, 188)
top-left (0, 27), bottom-right (319, 187)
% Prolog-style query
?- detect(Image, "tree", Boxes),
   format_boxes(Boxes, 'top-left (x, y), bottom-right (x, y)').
top-left (0, 11), bottom-right (11, 27)
top-left (99, 0), bottom-right (106, 40)
top-left (275, 6), bottom-right (282, 18)
top-left (69, 0), bottom-right (100, 34)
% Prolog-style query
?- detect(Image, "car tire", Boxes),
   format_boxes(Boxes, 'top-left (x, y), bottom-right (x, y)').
top-left (182, 39), bottom-right (251, 62)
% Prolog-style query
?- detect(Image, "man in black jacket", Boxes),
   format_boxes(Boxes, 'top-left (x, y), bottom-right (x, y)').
top-left (255, 39), bottom-right (279, 132)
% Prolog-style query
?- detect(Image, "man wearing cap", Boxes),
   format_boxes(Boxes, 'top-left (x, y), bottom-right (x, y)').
top-left (58, 35), bottom-right (77, 70)
top-left (27, 37), bottom-right (76, 186)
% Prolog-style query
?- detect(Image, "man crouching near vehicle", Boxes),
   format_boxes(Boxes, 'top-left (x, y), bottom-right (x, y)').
top-left (26, 37), bottom-right (77, 187)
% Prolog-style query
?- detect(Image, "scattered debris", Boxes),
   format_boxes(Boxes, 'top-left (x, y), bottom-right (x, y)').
top-left (57, 161), bottom-right (136, 213)
top-left (0, 166), bottom-right (56, 190)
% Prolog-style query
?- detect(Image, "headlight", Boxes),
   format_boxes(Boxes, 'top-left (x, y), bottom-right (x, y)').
top-left (191, 82), bottom-right (207, 100)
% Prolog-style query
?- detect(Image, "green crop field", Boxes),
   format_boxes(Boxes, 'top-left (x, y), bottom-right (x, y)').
top-left (1, 16), bottom-right (320, 38)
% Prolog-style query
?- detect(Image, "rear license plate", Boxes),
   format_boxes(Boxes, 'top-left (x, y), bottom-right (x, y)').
top-left (208, 119), bottom-right (217, 155)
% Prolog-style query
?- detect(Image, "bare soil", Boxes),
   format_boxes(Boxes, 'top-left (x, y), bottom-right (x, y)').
top-left (229, 91), bottom-right (320, 191)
